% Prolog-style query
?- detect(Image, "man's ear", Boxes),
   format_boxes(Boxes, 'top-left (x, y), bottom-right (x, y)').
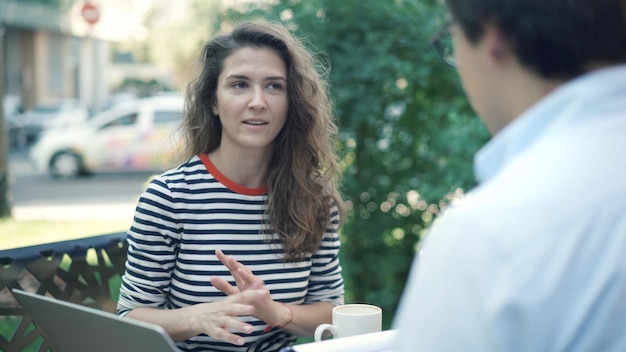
top-left (483, 24), bottom-right (513, 65)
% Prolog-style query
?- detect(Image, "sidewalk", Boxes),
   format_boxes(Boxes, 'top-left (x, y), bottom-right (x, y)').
top-left (8, 148), bottom-right (141, 221)
top-left (11, 203), bottom-right (137, 221)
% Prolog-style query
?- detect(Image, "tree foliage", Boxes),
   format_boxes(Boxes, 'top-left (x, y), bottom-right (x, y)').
top-left (220, 0), bottom-right (489, 328)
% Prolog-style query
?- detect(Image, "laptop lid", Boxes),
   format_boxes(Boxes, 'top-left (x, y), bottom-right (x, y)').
top-left (12, 289), bottom-right (179, 352)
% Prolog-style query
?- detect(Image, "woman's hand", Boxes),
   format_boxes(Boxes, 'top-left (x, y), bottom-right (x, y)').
top-left (212, 249), bottom-right (292, 328)
top-left (186, 289), bottom-right (266, 346)
top-left (125, 288), bottom-right (267, 346)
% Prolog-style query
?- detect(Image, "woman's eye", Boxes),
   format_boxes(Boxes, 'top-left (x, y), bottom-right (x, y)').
top-left (232, 82), bottom-right (247, 89)
top-left (268, 82), bottom-right (284, 90)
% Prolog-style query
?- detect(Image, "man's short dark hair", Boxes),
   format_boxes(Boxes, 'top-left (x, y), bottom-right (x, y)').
top-left (445, 0), bottom-right (626, 79)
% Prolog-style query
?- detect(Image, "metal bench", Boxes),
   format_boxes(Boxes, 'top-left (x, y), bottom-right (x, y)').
top-left (0, 232), bottom-right (128, 351)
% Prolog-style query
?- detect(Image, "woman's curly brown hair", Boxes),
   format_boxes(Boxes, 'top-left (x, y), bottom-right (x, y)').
top-left (181, 21), bottom-right (344, 261)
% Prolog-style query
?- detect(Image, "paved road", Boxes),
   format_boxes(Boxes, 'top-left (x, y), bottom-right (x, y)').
top-left (8, 149), bottom-right (156, 220)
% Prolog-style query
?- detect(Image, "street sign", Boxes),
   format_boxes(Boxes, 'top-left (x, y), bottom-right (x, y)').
top-left (81, 2), bottom-right (100, 26)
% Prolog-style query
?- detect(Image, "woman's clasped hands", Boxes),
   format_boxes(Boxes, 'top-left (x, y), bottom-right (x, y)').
top-left (187, 249), bottom-right (292, 346)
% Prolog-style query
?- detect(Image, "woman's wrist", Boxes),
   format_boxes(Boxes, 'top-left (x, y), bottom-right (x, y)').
top-left (278, 302), bottom-right (293, 328)
top-left (264, 302), bottom-right (293, 332)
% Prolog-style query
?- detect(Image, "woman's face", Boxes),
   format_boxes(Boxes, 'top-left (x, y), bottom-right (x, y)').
top-left (213, 46), bottom-right (289, 155)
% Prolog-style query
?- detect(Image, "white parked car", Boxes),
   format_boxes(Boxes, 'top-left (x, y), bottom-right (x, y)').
top-left (30, 95), bottom-right (185, 178)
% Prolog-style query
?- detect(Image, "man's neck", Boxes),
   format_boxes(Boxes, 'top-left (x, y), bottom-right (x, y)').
top-left (499, 63), bottom-right (564, 131)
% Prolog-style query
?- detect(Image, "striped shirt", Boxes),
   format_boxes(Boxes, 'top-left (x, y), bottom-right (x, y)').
top-left (117, 154), bottom-right (344, 352)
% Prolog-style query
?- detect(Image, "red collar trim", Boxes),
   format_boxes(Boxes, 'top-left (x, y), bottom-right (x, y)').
top-left (199, 153), bottom-right (268, 196)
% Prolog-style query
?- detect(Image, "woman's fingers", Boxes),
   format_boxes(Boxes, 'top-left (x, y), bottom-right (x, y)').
top-left (205, 315), bottom-right (253, 346)
top-left (216, 249), bottom-right (239, 272)
top-left (216, 249), bottom-right (243, 280)
top-left (211, 276), bottom-right (239, 295)
top-left (213, 327), bottom-right (247, 346)
top-left (216, 249), bottom-right (262, 290)
top-left (194, 292), bottom-right (265, 345)
top-left (237, 267), bottom-right (264, 289)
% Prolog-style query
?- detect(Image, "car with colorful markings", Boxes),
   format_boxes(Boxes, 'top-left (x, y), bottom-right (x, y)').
top-left (30, 95), bottom-right (184, 178)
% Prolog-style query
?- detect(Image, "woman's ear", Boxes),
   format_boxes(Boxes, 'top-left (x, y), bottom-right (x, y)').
top-left (212, 102), bottom-right (218, 116)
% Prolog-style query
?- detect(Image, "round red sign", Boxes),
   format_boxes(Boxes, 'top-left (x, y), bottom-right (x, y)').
top-left (81, 2), bottom-right (100, 25)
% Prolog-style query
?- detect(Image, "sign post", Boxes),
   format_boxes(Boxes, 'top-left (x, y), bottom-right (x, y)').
top-left (81, 2), bottom-right (100, 114)
top-left (0, 26), bottom-right (10, 218)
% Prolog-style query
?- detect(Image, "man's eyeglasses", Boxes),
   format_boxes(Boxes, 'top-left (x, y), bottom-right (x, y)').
top-left (431, 21), bottom-right (456, 68)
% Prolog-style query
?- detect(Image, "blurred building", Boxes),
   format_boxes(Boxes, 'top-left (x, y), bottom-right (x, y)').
top-left (0, 0), bottom-right (153, 114)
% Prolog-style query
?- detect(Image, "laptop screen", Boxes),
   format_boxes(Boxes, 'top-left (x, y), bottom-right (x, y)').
top-left (12, 289), bottom-right (180, 352)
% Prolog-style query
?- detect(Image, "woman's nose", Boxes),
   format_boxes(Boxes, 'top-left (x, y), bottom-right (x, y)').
top-left (248, 86), bottom-right (267, 110)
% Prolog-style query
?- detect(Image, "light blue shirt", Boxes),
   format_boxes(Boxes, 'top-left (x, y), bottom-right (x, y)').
top-left (392, 65), bottom-right (626, 352)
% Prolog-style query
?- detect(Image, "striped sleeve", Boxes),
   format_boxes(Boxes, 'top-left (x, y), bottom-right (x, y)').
top-left (117, 175), bottom-right (182, 316)
top-left (306, 204), bottom-right (344, 306)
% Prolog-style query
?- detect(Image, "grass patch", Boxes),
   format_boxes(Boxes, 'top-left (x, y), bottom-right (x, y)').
top-left (0, 217), bottom-right (130, 250)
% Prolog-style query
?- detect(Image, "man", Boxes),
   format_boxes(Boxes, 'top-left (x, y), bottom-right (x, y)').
top-left (393, 0), bottom-right (626, 351)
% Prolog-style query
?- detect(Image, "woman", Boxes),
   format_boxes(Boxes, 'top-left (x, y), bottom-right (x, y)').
top-left (117, 21), bottom-right (345, 352)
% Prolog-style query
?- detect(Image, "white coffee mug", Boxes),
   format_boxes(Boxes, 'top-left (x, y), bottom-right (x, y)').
top-left (314, 304), bottom-right (382, 342)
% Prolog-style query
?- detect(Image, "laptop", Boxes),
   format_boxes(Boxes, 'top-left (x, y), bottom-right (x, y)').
top-left (12, 289), bottom-right (180, 352)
